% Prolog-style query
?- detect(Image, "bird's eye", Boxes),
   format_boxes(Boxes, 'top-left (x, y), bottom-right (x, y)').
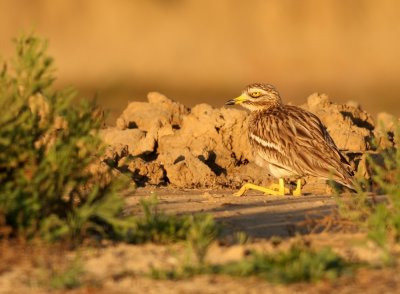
top-left (250, 91), bottom-right (261, 98)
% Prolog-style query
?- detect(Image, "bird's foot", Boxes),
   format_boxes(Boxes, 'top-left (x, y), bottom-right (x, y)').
top-left (234, 179), bottom-right (288, 197)
top-left (269, 183), bottom-right (290, 194)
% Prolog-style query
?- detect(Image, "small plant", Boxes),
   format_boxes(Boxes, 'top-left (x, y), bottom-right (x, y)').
top-left (0, 33), bottom-right (132, 242)
top-left (33, 251), bottom-right (87, 290)
top-left (125, 196), bottom-right (219, 248)
top-left (220, 245), bottom-right (352, 283)
top-left (47, 257), bottom-right (84, 290)
top-left (337, 124), bottom-right (400, 261)
top-left (187, 213), bottom-right (218, 264)
top-left (151, 243), bottom-right (355, 284)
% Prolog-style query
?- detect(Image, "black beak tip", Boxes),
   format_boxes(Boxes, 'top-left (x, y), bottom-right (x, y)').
top-left (225, 99), bottom-right (235, 106)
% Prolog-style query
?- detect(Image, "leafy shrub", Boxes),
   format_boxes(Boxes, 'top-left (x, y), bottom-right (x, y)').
top-left (337, 125), bottom-right (400, 259)
top-left (0, 34), bottom-right (131, 242)
top-left (0, 33), bottom-right (221, 250)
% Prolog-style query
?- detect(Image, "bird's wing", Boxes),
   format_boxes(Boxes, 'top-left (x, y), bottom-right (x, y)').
top-left (248, 105), bottom-right (353, 185)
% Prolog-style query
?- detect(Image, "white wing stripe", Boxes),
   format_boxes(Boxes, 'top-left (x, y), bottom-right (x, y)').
top-left (249, 133), bottom-right (282, 153)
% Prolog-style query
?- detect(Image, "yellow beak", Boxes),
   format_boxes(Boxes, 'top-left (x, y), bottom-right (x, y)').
top-left (225, 94), bottom-right (247, 105)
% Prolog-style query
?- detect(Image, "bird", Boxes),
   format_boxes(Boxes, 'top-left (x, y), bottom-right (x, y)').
top-left (225, 83), bottom-right (354, 196)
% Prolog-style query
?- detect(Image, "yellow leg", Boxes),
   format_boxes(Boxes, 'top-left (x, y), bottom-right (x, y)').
top-left (269, 181), bottom-right (286, 192)
top-left (292, 179), bottom-right (302, 196)
top-left (234, 178), bottom-right (289, 197)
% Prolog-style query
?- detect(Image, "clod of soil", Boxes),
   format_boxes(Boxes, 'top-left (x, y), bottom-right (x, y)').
top-left (301, 93), bottom-right (375, 151)
top-left (99, 92), bottom-right (396, 191)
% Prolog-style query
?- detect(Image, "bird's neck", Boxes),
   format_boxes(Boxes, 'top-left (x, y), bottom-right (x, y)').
top-left (250, 101), bottom-right (282, 113)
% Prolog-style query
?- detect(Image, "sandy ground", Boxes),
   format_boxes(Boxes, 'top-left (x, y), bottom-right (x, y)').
top-left (130, 187), bottom-right (338, 239)
top-left (2, 187), bottom-right (399, 294)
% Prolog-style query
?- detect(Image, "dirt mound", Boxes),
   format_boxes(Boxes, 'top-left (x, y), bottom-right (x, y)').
top-left (100, 92), bottom-right (395, 192)
top-left (301, 93), bottom-right (375, 151)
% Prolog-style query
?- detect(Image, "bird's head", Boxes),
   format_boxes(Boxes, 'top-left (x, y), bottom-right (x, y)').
top-left (226, 83), bottom-right (282, 111)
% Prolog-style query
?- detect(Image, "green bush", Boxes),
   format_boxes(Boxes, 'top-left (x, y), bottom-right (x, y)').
top-left (0, 33), bottom-right (221, 249)
top-left (0, 34), bottom-right (131, 242)
top-left (337, 125), bottom-right (400, 259)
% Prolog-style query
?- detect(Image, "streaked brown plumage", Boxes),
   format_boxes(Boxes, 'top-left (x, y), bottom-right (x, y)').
top-left (226, 83), bottom-right (354, 195)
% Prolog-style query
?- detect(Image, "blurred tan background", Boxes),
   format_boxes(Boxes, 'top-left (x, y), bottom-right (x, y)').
top-left (1, 0), bottom-right (399, 123)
